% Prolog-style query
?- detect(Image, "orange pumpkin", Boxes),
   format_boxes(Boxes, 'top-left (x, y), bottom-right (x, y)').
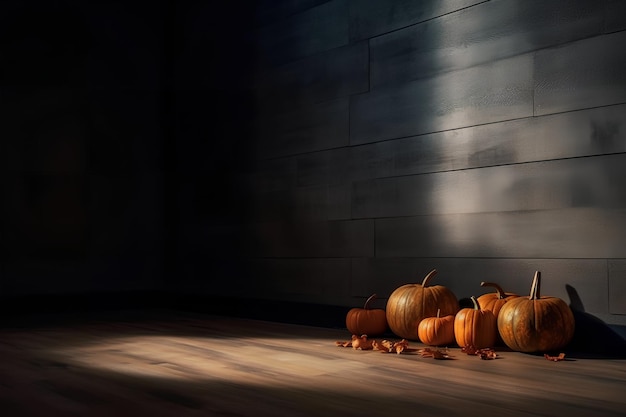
top-left (477, 281), bottom-right (519, 345)
top-left (386, 269), bottom-right (459, 340)
top-left (345, 294), bottom-right (388, 336)
top-left (454, 296), bottom-right (497, 349)
top-left (418, 308), bottom-right (455, 346)
top-left (497, 271), bottom-right (575, 353)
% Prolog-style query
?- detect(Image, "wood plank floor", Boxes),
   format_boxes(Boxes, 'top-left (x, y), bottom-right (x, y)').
top-left (1, 310), bottom-right (625, 417)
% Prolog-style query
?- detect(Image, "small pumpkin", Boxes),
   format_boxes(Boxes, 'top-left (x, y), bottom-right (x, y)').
top-left (386, 269), bottom-right (460, 340)
top-left (477, 281), bottom-right (519, 345)
top-left (346, 294), bottom-right (388, 336)
top-left (418, 308), bottom-right (455, 346)
top-left (454, 296), bottom-right (497, 349)
top-left (497, 271), bottom-right (575, 353)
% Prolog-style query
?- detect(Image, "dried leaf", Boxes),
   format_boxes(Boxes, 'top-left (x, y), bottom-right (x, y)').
top-left (396, 339), bottom-right (409, 348)
top-left (431, 350), bottom-right (449, 359)
top-left (418, 347), bottom-right (451, 359)
top-left (335, 334), bottom-right (359, 348)
top-left (393, 339), bottom-right (409, 354)
top-left (417, 347), bottom-right (433, 357)
top-left (372, 339), bottom-right (386, 351)
top-left (381, 340), bottom-right (395, 351)
top-left (352, 335), bottom-right (374, 350)
top-left (462, 345), bottom-right (497, 359)
top-left (479, 349), bottom-right (498, 360)
top-left (338, 337), bottom-right (412, 354)
top-left (372, 338), bottom-right (412, 354)
top-left (544, 353), bottom-right (566, 362)
top-left (461, 345), bottom-right (479, 355)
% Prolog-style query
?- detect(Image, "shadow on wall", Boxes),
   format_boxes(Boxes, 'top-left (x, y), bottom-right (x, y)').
top-left (0, 3), bottom-right (91, 87)
top-left (566, 285), bottom-right (626, 358)
top-left (0, 2), bottom-right (92, 262)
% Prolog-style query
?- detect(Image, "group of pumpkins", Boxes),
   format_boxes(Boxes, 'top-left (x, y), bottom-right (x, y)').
top-left (345, 269), bottom-right (575, 353)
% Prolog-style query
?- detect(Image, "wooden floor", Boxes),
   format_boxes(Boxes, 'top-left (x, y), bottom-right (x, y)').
top-left (1, 310), bottom-right (625, 417)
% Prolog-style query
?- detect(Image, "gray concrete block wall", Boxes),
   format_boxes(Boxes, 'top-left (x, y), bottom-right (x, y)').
top-left (236, 0), bottom-right (626, 328)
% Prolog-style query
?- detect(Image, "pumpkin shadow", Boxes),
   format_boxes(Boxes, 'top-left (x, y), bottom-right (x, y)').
top-left (458, 297), bottom-right (473, 309)
top-left (564, 285), bottom-right (626, 359)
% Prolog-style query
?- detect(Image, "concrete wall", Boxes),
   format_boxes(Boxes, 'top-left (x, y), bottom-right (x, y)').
top-left (176, 0), bottom-right (626, 330)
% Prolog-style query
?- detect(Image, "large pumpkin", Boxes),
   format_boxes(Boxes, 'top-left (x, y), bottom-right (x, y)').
top-left (417, 309), bottom-right (455, 346)
top-left (497, 271), bottom-right (575, 353)
top-left (386, 269), bottom-right (459, 340)
top-left (477, 281), bottom-right (519, 345)
top-left (454, 296), bottom-right (497, 349)
top-left (345, 294), bottom-right (388, 336)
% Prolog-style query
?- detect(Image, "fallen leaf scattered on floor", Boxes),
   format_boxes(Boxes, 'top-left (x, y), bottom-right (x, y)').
top-left (417, 347), bottom-right (452, 360)
top-left (380, 339), bottom-right (394, 351)
top-left (335, 335), bottom-right (374, 350)
top-left (371, 339), bottom-right (386, 351)
top-left (461, 345), bottom-right (498, 360)
top-left (479, 350), bottom-right (498, 360)
top-left (544, 353), bottom-right (566, 362)
top-left (351, 334), bottom-right (374, 350)
top-left (394, 339), bottom-right (409, 354)
top-left (336, 336), bottom-right (411, 354)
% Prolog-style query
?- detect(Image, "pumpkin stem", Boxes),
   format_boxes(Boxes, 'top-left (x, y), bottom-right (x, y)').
top-left (470, 296), bottom-right (481, 310)
top-left (529, 271), bottom-right (541, 300)
top-left (480, 281), bottom-right (506, 299)
top-left (363, 294), bottom-right (377, 310)
top-left (436, 308), bottom-right (441, 318)
top-left (421, 269), bottom-right (438, 287)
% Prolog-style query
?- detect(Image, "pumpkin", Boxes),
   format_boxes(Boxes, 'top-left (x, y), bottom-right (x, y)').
top-left (386, 269), bottom-right (459, 340)
top-left (454, 296), bottom-right (497, 349)
top-left (345, 294), bottom-right (388, 336)
top-left (417, 308), bottom-right (455, 346)
top-left (477, 281), bottom-right (519, 344)
top-left (497, 271), bottom-right (575, 353)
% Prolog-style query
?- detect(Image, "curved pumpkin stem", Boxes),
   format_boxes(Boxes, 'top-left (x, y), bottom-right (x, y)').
top-left (363, 294), bottom-right (377, 309)
top-left (436, 308), bottom-right (441, 318)
top-left (421, 269), bottom-right (438, 287)
top-left (470, 296), bottom-right (481, 310)
top-left (529, 271), bottom-right (541, 300)
top-left (480, 281), bottom-right (506, 299)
